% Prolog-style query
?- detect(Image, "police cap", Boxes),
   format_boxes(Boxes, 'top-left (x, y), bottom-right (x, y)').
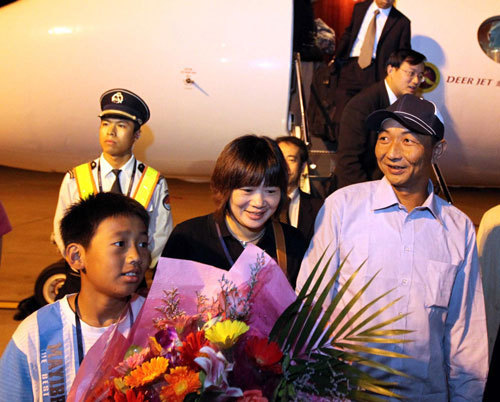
top-left (99, 88), bottom-right (150, 126)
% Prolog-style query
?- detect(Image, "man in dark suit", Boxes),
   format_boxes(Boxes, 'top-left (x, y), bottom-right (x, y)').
top-left (335, 49), bottom-right (426, 188)
top-left (333, 0), bottom-right (411, 139)
top-left (276, 137), bottom-right (323, 244)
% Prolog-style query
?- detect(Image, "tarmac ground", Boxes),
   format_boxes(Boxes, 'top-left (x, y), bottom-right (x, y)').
top-left (0, 165), bottom-right (499, 354)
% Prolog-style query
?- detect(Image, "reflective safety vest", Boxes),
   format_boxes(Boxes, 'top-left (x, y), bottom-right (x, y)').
top-left (73, 162), bottom-right (160, 208)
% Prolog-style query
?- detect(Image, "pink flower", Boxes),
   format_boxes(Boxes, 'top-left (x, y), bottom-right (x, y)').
top-left (116, 348), bottom-right (150, 375)
top-left (194, 346), bottom-right (243, 397)
top-left (237, 389), bottom-right (268, 401)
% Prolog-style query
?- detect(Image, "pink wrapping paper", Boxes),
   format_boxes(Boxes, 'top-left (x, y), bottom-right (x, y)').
top-left (68, 244), bottom-right (297, 401)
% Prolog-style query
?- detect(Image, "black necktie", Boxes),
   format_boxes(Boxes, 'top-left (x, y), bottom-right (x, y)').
top-left (110, 169), bottom-right (122, 194)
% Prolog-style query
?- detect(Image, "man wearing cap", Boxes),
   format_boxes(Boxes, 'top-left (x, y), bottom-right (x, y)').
top-left (53, 89), bottom-right (173, 272)
top-left (297, 95), bottom-right (488, 399)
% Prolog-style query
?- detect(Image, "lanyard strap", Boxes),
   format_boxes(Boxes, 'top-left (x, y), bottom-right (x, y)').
top-left (74, 294), bottom-right (133, 366)
top-left (97, 159), bottom-right (137, 196)
top-left (215, 222), bottom-right (235, 266)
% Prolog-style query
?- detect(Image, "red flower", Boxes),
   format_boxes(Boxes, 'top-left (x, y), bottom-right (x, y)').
top-left (245, 336), bottom-right (283, 373)
top-left (237, 389), bottom-right (268, 402)
top-left (178, 330), bottom-right (209, 370)
top-left (113, 389), bottom-right (145, 402)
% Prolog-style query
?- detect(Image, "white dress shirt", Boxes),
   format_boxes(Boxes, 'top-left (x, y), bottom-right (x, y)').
top-left (288, 188), bottom-right (301, 228)
top-left (350, 2), bottom-right (392, 58)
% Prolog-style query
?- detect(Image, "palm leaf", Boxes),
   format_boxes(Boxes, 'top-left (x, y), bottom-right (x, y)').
top-left (269, 249), bottom-right (412, 401)
top-left (270, 249), bottom-right (337, 349)
top-left (290, 254), bottom-right (352, 354)
top-left (319, 347), bottom-right (409, 378)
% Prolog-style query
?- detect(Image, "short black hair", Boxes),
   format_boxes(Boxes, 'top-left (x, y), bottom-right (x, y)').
top-left (275, 136), bottom-right (309, 166)
top-left (386, 49), bottom-right (426, 69)
top-left (211, 135), bottom-right (288, 218)
top-left (60, 193), bottom-right (149, 249)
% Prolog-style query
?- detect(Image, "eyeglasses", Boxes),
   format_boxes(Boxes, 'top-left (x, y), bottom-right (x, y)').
top-left (399, 68), bottom-right (425, 82)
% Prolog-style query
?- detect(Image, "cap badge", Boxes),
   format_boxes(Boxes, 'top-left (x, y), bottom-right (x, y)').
top-left (111, 92), bottom-right (124, 104)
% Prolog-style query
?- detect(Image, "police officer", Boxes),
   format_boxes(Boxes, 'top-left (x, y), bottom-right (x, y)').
top-left (53, 88), bottom-right (173, 293)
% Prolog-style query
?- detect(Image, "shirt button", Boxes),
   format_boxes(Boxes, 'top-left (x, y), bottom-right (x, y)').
top-left (404, 246), bottom-right (411, 252)
top-left (402, 279), bottom-right (408, 285)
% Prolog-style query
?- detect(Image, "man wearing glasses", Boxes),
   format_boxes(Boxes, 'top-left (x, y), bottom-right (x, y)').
top-left (334, 49), bottom-right (426, 189)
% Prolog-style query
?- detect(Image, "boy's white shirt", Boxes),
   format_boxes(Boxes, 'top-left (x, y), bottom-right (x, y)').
top-left (8, 294), bottom-right (144, 400)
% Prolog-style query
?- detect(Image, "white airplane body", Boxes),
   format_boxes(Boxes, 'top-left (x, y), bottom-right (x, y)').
top-left (398, 0), bottom-right (500, 187)
top-left (0, 0), bottom-right (499, 186)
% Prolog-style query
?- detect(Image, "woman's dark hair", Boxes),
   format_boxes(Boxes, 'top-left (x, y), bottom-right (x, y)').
top-left (211, 135), bottom-right (288, 218)
top-left (60, 192), bottom-right (149, 249)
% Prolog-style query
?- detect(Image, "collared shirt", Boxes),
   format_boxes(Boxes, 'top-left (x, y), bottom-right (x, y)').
top-left (384, 78), bottom-right (398, 104)
top-left (350, 2), bottom-right (392, 58)
top-left (477, 205), bottom-right (500, 359)
top-left (53, 154), bottom-right (173, 265)
top-left (288, 188), bottom-right (300, 228)
top-left (296, 178), bottom-right (488, 400)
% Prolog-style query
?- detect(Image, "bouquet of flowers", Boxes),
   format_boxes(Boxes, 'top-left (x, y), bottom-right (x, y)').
top-left (68, 245), bottom-right (409, 401)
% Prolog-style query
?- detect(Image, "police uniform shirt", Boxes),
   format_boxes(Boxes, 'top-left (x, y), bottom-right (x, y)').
top-left (53, 154), bottom-right (173, 266)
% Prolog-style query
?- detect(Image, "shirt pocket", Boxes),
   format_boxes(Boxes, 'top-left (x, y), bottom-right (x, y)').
top-left (424, 260), bottom-right (458, 309)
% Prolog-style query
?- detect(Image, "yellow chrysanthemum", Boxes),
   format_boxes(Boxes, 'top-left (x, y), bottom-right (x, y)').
top-left (160, 366), bottom-right (201, 402)
top-left (204, 319), bottom-right (249, 349)
top-left (123, 356), bottom-right (169, 388)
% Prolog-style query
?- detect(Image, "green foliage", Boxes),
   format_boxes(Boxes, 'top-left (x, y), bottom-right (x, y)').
top-left (269, 249), bottom-right (412, 401)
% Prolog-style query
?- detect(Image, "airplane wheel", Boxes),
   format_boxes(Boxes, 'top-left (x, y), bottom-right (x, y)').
top-left (34, 261), bottom-right (67, 305)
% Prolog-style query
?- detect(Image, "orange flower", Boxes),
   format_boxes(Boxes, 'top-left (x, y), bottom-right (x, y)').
top-left (123, 357), bottom-right (169, 388)
top-left (178, 330), bottom-right (209, 369)
top-left (245, 336), bottom-right (283, 373)
top-left (148, 336), bottom-right (163, 357)
top-left (160, 366), bottom-right (201, 402)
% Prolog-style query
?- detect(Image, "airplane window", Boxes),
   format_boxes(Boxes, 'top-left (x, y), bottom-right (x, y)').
top-left (478, 16), bottom-right (500, 63)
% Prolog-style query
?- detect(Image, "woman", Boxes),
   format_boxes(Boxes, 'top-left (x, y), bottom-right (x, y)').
top-left (162, 135), bottom-right (307, 288)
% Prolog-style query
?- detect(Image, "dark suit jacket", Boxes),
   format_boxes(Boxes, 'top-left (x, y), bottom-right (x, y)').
top-left (335, 80), bottom-right (389, 188)
top-left (297, 190), bottom-right (323, 244)
top-left (336, 0), bottom-right (411, 81)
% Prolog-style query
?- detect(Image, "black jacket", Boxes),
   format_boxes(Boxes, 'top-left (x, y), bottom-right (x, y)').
top-left (335, 80), bottom-right (389, 188)
top-left (336, 0), bottom-right (411, 81)
top-left (297, 191), bottom-right (323, 245)
top-left (162, 213), bottom-right (307, 288)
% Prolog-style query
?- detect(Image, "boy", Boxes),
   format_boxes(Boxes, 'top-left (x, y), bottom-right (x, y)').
top-left (0, 193), bottom-right (151, 400)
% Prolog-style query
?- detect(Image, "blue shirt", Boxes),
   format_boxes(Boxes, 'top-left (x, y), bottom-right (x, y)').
top-left (296, 178), bottom-right (488, 401)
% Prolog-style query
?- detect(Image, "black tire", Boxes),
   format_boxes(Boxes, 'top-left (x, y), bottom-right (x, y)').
top-left (34, 260), bottom-right (67, 306)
